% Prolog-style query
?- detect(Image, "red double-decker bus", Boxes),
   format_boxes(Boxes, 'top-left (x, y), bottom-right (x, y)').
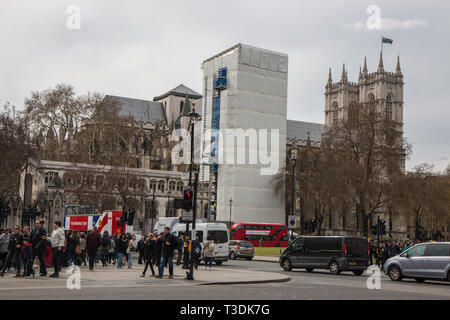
top-left (230, 222), bottom-right (288, 247)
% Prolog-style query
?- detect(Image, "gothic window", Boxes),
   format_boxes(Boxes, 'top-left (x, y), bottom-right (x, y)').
top-left (157, 180), bottom-right (165, 192)
top-left (332, 102), bottom-right (338, 125)
top-left (176, 182), bottom-right (183, 192)
top-left (150, 179), bottom-right (157, 192)
top-left (169, 181), bottom-right (176, 191)
top-left (349, 101), bottom-right (359, 128)
top-left (368, 93), bottom-right (375, 101)
top-left (386, 95), bottom-right (393, 121)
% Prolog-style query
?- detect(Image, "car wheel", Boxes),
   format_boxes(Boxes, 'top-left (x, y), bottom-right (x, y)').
top-left (230, 252), bottom-right (236, 260)
top-left (447, 271), bottom-right (450, 282)
top-left (415, 278), bottom-right (425, 283)
top-left (305, 268), bottom-right (314, 272)
top-left (388, 265), bottom-right (402, 281)
top-left (246, 257), bottom-right (253, 261)
top-left (215, 261), bottom-right (223, 266)
top-left (353, 270), bottom-right (364, 276)
top-left (329, 261), bottom-right (341, 275)
top-left (282, 259), bottom-right (292, 271)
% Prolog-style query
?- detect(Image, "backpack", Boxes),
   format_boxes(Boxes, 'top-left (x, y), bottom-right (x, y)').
top-left (101, 236), bottom-right (109, 247)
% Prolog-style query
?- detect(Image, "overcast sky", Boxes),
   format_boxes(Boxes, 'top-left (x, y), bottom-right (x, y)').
top-left (1, 0), bottom-right (449, 172)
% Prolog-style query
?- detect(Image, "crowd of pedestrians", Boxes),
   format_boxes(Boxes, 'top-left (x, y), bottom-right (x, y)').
top-left (0, 223), bottom-right (218, 279)
top-left (369, 239), bottom-right (418, 268)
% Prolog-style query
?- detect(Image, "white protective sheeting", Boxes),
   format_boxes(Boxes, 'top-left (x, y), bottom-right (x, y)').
top-left (200, 44), bottom-right (287, 224)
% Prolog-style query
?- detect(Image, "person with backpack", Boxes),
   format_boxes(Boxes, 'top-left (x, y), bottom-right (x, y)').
top-left (176, 234), bottom-right (184, 266)
top-left (203, 234), bottom-right (215, 269)
top-left (155, 227), bottom-right (176, 278)
top-left (100, 231), bottom-right (111, 267)
top-left (192, 235), bottom-right (202, 270)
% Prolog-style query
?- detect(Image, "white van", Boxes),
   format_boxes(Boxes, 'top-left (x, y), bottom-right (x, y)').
top-left (172, 223), bottom-right (229, 265)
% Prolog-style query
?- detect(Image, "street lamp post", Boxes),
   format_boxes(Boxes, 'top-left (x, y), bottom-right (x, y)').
top-left (289, 149), bottom-right (297, 228)
top-left (229, 198), bottom-right (233, 230)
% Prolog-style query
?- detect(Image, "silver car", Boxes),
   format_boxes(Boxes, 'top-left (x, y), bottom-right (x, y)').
top-left (384, 242), bottom-right (450, 283)
top-left (229, 240), bottom-right (254, 260)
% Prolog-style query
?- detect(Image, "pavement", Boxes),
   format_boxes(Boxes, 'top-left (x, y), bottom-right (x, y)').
top-left (0, 261), bottom-right (289, 292)
top-left (253, 255), bottom-right (279, 263)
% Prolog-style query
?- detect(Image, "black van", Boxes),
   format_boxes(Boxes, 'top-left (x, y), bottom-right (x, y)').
top-left (279, 236), bottom-right (369, 275)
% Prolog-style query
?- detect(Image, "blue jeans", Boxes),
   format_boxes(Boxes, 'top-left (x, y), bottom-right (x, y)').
top-left (127, 253), bottom-right (133, 267)
top-left (117, 253), bottom-right (123, 268)
top-left (204, 257), bottom-right (213, 268)
top-left (159, 256), bottom-right (173, 276)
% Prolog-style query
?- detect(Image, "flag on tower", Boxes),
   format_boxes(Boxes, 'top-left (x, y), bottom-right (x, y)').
top-left (382, 37), bottom-right (393, 44)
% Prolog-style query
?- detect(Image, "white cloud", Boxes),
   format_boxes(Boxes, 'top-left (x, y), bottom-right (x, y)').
top-left (345, 18), bottom-right (428, 31)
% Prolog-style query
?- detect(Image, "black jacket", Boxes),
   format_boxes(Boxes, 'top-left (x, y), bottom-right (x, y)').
top-left (117, 238), bottom-right (128, 254)
top-left (143, 239), bottom-right (156, 259)
top-left (161, 234), bottom-right (177, 258)
top-left (8, 233), bottom-right (24, 251)
top-left (31, 227), bottom-right (46, 250)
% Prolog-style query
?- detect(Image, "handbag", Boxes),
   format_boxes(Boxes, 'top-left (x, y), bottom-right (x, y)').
top-left (75, 244), bottom-right (81, 255)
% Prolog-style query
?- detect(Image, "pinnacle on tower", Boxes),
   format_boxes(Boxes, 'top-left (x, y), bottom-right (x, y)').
top-left (363, 57), bottom-right (368, 74)
top-left (396, 54), bottom-right (402, 75)
top-left (327, 68), bottom-right (332, 86)
top-left (341, 63), bottom-right (348, 83)
top-left (378, 51), bottom-right (384, 72)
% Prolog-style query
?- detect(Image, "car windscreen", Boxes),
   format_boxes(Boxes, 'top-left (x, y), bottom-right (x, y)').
top-left (208, 231), bottom-right (228, 244)
top-left (345, 238), bottom-right (367, 257)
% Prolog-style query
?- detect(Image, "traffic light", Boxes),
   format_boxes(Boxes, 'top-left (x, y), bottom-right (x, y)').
top-left (380, 219), bottom-right (387, 235)
top-left (127, 210), bottom-right (135, 225)
top-left (121, 211), bottom-right (128, 224)
top-left (183, 187), bottom-right (193, 211)
top-left (371, 224), bottom-right (378, 235)
top-left (310, 220), bottom-right (317, 233)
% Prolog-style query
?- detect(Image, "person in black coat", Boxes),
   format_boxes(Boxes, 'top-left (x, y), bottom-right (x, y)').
top-left (153, 232), bottom-right (163, 267)
top-left (0, 226), bottom-right (23, 277)
top-left (156, 227), bottom-right (177, 278)
top-left (30, 220), bottom-right (47, 276)
top-left (116, 233), bottom-right (128, 269)
top-left (141, 233), bottom-right (156, 277)
top-left (137, 237), bottom-right (145, 264)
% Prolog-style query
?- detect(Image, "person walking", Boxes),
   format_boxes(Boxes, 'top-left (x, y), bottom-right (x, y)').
top-left (0, 228), bottom-right (10, 271)
top-left (154, 232), bottom-right (163, 267)
top-left (176, 234), bottom-right (184, 266)
top-left (203, 234), bottom-right (215, 269)
top-left (192, 235), bottom-right (202, 270)
top-left (79, 232), bottom-right (87, 266)
top-left (137, 236), bottom-right (144, 264)
top-left (108, 236), bottom-right (115, 264)
top-left (0, 226), bottom-right (23, 277)
top-left (116, 233), bottom-right (128, 269)
top-left (86, 227), bottom-right (101, 271)
top-left (49, 221), bottom-right (65, 277)
top-left (67, 231), bottom-right (80, 266)
top-left (30, 220), bottom-right (47, 276)
top-left (127, 234), bottom-right (137, 269)
top-left (156, 227), bottom-right (176, 279)
top-left (141, 233), bottom-right (156, 277)
top-left (21, 236), bottom-right (34, 277)
top-left (100, 231), bottom-right (111, 267)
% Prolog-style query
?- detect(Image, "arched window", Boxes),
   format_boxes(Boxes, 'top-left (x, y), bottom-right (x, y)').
top-left (150, 179), bottom-right (157, 192)
top-left (386, 95), bottom-right (393, 121)
top-left (368, 93), bottom-right (375, 101)
top-left (332, 102), bottom-right (338, 125)
top-left (349, 101), bottom-right (359, 128)
top-left (180, 101), bottom-right (184, 114)
top-left (169, 181), bottom-right (176, 191)
top-left (176, 182), bottom-right (183, 192)
top-left (157, 180), bottom-right (165, 191)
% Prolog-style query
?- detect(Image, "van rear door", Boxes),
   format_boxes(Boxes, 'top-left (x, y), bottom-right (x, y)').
top-left (208, 229), bottom-right (229, 259)
top-left (345, 238), bottom-right (368, 259)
